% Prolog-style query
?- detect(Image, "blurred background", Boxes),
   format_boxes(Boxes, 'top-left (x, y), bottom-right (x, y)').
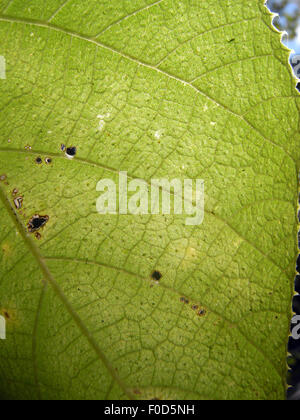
top-left (267, 0), bottom-right (300, 77)
top-left (266, 0), bottom-right (300, 401)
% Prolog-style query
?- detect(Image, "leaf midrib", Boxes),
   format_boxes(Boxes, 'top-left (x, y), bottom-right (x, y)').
top-left (0, 181), bottom-right (285, 393)
top-left (0, 184), bottom-right (135, 400)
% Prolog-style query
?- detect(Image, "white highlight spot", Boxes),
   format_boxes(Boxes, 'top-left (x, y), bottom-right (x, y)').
top-left (0, 56), bottom-right (6, 80)
top-left (154, 130), bottom-right (163, 140)
top-left (97, 113), bottom-right (110, 132)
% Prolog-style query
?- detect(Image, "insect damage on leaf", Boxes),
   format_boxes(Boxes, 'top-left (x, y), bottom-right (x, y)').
top-left (35, 232), bottom-right (42, 240)
top-left (65, 147), bottom-right (77, 159)
top-left (151, 270), bottom-right (162, 281)
top-left (180, 297), bottom-right (189, 304)
top-left (13, 197), bottom-right (23, 210)
top-left (27, 214), bottom-right (49, 233)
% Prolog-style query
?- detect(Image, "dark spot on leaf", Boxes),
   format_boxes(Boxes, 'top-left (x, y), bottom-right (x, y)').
top-left (198, 309), bottom-right (206, 317)
top-left (0, 174), bottom-right (7, 182)
top-left (12, 188), bottom-right (18, 196)
top-left (4, 311), bottom-right (10, 320)
top-left (192, 305), bottom-right (199, 311)
top-left (45, 158), bottom-right (52, 165)
top-left (66, 147), bottom-right (77, 158)
top-left (228, 38), bottom-right (235, 42)
top-left (35, 232), bottom-right (42, 240)
top-left (61, 144), bottom-right (66, 152)
top-left (35, 157), bottom-right (42, 164)
top-left (27, 215), bottom-right (49, 233)
top-left (151, 270), bottom-right (162, 281)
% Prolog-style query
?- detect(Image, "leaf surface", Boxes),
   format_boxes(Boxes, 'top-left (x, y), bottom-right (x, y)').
top-left (0, 0), bottom-right (299, 400)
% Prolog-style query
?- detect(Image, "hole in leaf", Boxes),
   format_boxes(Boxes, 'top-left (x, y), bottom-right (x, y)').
top-left (13, 197), bottom-right (23, 210)
top-left (66, 147), bottom-right (77, 159)
top-left (27, 215), bottom-right (49, 233)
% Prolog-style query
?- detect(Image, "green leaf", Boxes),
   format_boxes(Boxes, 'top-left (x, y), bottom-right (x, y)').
top-left (0, 0), bottom-right (298, 400)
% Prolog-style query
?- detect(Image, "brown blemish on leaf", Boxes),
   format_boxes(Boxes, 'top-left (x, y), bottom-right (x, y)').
top-left (1, 242), bottom-right (13, 258)
top-left (0, 308), bottom-right (18, 325)
top-left (133, 389), bottom-right (142, 395)
top-left (0, 174), bottom-right (7, 182)
top-left (198, 309), bottom-right (207, 317)
top-left (3, 311), bottom-right (10, 320)
top-left (180, 297), bottom-right (190, 304)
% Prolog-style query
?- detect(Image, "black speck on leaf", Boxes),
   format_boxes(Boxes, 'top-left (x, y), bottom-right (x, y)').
top-left (151, 270), bottom-right (162, 281)
top-left (66, 147), bottom-right (77, 158)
